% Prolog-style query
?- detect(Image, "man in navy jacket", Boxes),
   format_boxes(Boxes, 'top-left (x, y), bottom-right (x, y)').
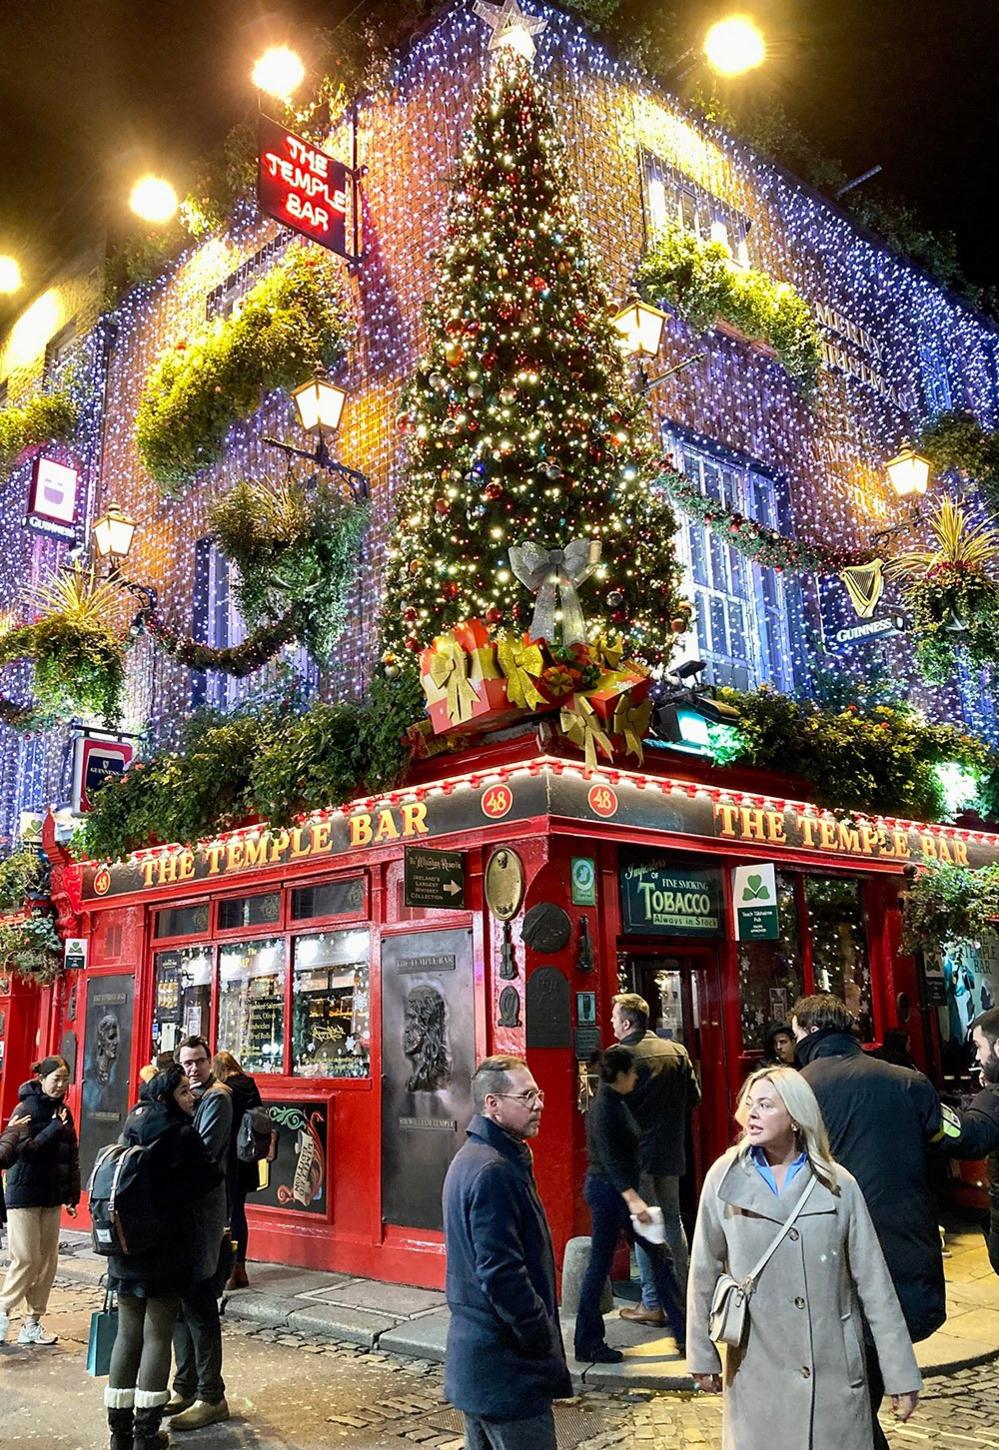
top-left (442, 1055), bottom-right (571, 1450)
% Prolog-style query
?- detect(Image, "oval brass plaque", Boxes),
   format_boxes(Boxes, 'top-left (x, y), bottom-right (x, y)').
top-left (484, 847), bottom-right (525, 922)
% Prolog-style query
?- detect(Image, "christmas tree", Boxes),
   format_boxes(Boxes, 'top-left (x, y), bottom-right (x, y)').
top-left (380, 46), bottom-right (682, 667)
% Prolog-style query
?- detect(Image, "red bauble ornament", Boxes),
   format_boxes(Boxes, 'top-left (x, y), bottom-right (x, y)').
top-left (442, 581), bottom-right (460, 601)
top-left (403, 607), bottom-right (417, 622)
top-left (435, 498), bottom-right (450, 516)
top-left (531, 275), bottom-right (547, 291)
top-left (405, 637), bottom-right (420, 652)
top-left (484, 481), bottom-right (503, 501)
top-left (482, 351), bottom-right (498, 370)
top-left (486, 607), bottom-right (503, 624)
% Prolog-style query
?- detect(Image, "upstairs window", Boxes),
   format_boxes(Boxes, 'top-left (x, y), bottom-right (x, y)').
top-left (664, 434), bottom-right (795, 693)
top-left (643, 152), bottom-right (750, 266)
top-left (205, 237), bottom-right (287, 321)
top-left (44, 319), bottom-right (77, 381)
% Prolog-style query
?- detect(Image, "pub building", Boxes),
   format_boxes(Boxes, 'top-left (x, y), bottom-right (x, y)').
top-left (30, 724), bottom-right (997, 1289)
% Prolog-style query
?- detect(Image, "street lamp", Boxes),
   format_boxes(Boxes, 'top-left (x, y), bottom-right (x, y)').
top-left (129, 175), bottom-right (178, 225)
top-left (702, 16), bottom-right (767, 77)
top-left (0, 255), bottom-right (22, 294)
top-left (885, 442), bottom-right (932, 501)
top-left (611, 297), bottom-right (706, 392)
top-left (252, 46), bottom-right (305, 103)
top-left (92, 501), bottom-right (136, 564)
top-left (263, 365), bottom-right (369, 500)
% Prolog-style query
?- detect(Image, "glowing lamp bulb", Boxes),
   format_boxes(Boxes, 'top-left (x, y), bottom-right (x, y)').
top-left (129, 175), bottom-right (178, 224)
top-left (703, 16), bottom-right (766, 77)
top-left (252, 45), bottom-right (305, 102)
top-left (0, 255), bottom-right (22, 294)
top-left (885, 443), bottom-right (932, 500)
top-left (611, 298), bottom-right (667, 358)
top-left (291, 366), bottom-right (347, 434)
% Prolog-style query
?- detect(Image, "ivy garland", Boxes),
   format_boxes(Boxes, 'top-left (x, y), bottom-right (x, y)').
top-left (709, 686), bottom-right (993, 823)
top-left (0, 391), bottom-right (79, 475)
top-left (901, 863), bottom-right (999, 956)
top-left (0, 849), bottom-right (47, 913)
top-left (135, 243), bottom-right (354, 492)
top-left (77, 672), bottom-right (426, 861)
top-left (917, 410), bottom-right (999, 519)
top-left (657, 467), bottom-right (873, 573)
top-left (635, 223), bottom-right (824, 389)
top-left (0, 911), bottom-right (63, 984)
top-left (143, 610), bottom-right (300, 678)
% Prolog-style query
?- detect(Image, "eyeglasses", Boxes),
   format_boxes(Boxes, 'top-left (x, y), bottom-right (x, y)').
top-left (493, 1090), bottom-right (544, 1106)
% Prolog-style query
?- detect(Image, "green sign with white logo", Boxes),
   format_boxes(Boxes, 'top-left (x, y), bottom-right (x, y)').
top-left (620, 857), bottom-right (723, 936)
top-left (571, 857), bottom-right (596, 906)
top-left (733, 864), bottom-right (779, 941)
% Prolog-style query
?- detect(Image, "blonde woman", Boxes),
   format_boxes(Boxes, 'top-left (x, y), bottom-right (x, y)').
top-left (687, 1067), bottom-right (921, 1450)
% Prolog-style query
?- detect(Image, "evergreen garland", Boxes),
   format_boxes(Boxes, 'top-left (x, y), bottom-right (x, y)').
top-left (0, 391), bottom-right (79, 475)
top-left (135, 243), bottom-right (354, 492)
top-left (917, 411), bottom-right (999, 519)
top-left (902, 863), bottom-right (999, 955)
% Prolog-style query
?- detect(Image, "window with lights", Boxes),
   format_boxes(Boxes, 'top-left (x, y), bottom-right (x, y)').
top-left (642, 151), bottom-right (750, 266)
top-left (665, 435), bottom-right (796, 692)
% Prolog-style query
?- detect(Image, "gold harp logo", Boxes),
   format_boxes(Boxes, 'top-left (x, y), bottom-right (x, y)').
top-left (840, 560), bottom-right (885, 619)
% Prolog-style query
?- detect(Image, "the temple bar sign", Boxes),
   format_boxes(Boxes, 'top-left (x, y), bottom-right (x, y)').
top-left (258, 114), bottom-right (352, 257)
top-left (620, 859), bottom-right (723, 936)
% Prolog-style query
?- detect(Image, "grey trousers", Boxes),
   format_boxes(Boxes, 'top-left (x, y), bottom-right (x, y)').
top-left (463, 1407), bottom-right (557, 1449)
top-left (635, 1172), bottom-right (689, 1303)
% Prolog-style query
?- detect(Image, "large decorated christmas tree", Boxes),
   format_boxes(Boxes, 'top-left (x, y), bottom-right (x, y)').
top-left (380, 41), bottom-right (682, 680)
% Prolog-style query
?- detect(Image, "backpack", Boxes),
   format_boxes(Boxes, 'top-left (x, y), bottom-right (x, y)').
top-left (237, 1106), bottom-right (277, 1165)
top-left (87, 1142), bottom-right (163, 1257)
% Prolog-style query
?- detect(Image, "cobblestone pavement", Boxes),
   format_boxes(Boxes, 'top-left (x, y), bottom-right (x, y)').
top-left (1, 1280), bottom-right (996, 1449)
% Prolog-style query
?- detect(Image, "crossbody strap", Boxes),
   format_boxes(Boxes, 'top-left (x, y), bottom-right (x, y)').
top-left (743, 1172), bottom-right (818, 1292)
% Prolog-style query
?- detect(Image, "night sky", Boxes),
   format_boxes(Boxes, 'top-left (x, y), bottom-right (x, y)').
top-left (1, 0), bottom-right (997, 326)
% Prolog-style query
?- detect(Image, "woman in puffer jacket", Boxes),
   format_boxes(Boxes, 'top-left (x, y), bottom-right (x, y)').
top-left (101, 1066), bottom-right (222, 1450)
top-left (0, 1054), bottom-right (79, 1347)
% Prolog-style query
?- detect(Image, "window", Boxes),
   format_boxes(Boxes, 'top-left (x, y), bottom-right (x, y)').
top-left (292, 928), bottom-right (371, 1078)
top-left (737, 872), bottom-right (803, 1047)
top-left (155, 903), bottom-right (210, 938)
top-left (44, 319), bottom-right (77, 381)
top-left (217, 938), bottom-right (286, 1074)
top-left (152, 947), bottom-right (213, 1055)
top-left (206, 237), bottom-right (286, 321)
top-left (804, 877), bottom-right (873, 1040)
top-left (217, 892), bottom-right (281, 931)
top-left (918, 332), bottom-right (953, 414)
top-left (291, 878), bottom-right (365, 921)
top-left (644, 153), bottom-right (750, 266)
top-left (665, 435), bottom-right (795, 691)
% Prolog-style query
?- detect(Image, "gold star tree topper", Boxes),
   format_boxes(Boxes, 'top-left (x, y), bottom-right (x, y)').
top-left (473, 0), bottom-right (548, 62)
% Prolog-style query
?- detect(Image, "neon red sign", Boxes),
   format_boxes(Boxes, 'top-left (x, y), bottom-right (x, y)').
top-left (258, 114), bottom-right (352, 257)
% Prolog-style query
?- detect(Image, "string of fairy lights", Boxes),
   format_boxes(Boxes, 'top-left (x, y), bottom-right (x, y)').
top-left (2, 0), bottom-right (999, 846)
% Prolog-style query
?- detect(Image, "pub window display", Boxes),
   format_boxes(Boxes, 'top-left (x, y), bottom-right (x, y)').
top-left (737, 871), bottom-right (803, 1045)
top-left (292, 928), bottom-right (371, 1078)
top-left (805, 876), bottom-right (873, 1039)
top-left (152, 946), bottom-right (212, 1055)
top-left (218, 937), bottom-right (286, 1074)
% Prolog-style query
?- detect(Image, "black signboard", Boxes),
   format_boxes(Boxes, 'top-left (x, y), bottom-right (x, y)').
top-left (78, 974), bottom-right (135, 1188)
top-left (254, 1100), bottom-right (328, 1216)
top-left (404, 847), bottom-right (465, 909)
top-left (620, 856), bottom-right (724, 936)
top-left (258, 114), bottom-right (352, 257)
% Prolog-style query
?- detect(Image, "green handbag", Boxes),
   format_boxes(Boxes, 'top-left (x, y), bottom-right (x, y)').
top-left (85, 1286), bottom-right (118, 1378)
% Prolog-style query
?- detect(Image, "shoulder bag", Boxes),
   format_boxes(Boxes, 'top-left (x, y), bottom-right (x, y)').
top-left (708, 1172), bottom-right (817, 1348)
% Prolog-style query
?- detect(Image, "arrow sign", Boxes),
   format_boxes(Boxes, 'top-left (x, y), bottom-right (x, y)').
top-left (404, 847), bottom-right (466, 909)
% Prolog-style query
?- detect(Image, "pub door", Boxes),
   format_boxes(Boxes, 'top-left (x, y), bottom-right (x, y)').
top-left (619, 946), bottom-right (727, 1231)
top-left (380, 928), bottom-right (475, 1232)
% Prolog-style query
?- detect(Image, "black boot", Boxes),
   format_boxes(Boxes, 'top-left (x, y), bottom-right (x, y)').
top-left (107, 1407), bottom-right (133, 1450)
top-left (133, 1396), bottom-right (170, 1449)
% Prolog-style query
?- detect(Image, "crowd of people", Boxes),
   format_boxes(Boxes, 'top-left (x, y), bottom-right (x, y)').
top-left (0, 1036), bottom-right (262, 1449)
top-left (442, 994), bottom-right (999, 1450)
top-left (0, 995), bottom-right (997, 1450)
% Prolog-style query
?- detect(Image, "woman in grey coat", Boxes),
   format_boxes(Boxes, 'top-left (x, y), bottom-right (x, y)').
top-left (687, 1067), bottom-right (921, 1450)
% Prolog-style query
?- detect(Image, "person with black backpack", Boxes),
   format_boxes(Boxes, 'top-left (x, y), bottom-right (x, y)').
top-left (211, 1050), bottom-right (262, 1291)
top-left (100, 1067), bottom-right (221, 1450)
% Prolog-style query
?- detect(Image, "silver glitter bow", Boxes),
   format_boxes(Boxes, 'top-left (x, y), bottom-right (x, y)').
top-left (508, 538), bottom-right (602, 646)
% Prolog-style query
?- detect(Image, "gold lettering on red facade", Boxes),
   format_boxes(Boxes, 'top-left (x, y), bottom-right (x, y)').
top-left (178, 849), bottom-right (195, 881)
top-left (349, 813), bottom-right (373, 847)
top-left (713, 803), bottom-right (739, 837)
top-left (310, 821), bottom-right (332, 854)
top-left (401, 802), bottom-right (429, 837)
top-left (205, 844), bottom-right (225, 875)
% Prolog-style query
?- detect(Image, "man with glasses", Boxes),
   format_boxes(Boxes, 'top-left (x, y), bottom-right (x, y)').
top-left (443, 1056), bottom-right (570, 1450)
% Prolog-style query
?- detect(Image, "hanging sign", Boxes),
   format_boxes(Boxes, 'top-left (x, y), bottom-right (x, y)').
top-left (404, 846), bottom-right (466, 908)
top-left (258, 114), bottom-right (353, 258)
top-left (64, 937), bottom-right (88, 972)
top-left (26, 455), bottom-right (79, 541)
top-left (816, 574), bottom-right (905, 650)
top-left (620, 857), bottom-right (723, 936)
top-left (72, 734), bottom-right (135, 815)
top-left (571, 857), bottom-right (597, 906)
top-left (733, 863), bottom-right (780, 941)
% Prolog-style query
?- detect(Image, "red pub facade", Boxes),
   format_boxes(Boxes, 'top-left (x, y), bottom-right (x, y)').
top-left (13, 729), bottom-right (993, 1289)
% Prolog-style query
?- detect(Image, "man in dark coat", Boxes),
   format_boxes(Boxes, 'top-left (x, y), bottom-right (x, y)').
top-left (442, 1055), bottom-right (571, 1450)
top-left (611, 992), bottom-right (700, 1322)
top-left (968, 1008), bottom-right (999, 1273)
top-left (791, 994), bottom-right (948, 1450)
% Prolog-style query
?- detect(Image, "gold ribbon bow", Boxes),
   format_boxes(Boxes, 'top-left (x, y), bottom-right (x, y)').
top-left (594, 632), bottom-right (627, 670)
top-left (613, 693), bottom-right (653, 765)
top-left (496, 633), bottom-right (547, 711)
top-left (560, 695), bottom-right (614, 771)
top-left (427, 636), bottom-right (479, 724)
